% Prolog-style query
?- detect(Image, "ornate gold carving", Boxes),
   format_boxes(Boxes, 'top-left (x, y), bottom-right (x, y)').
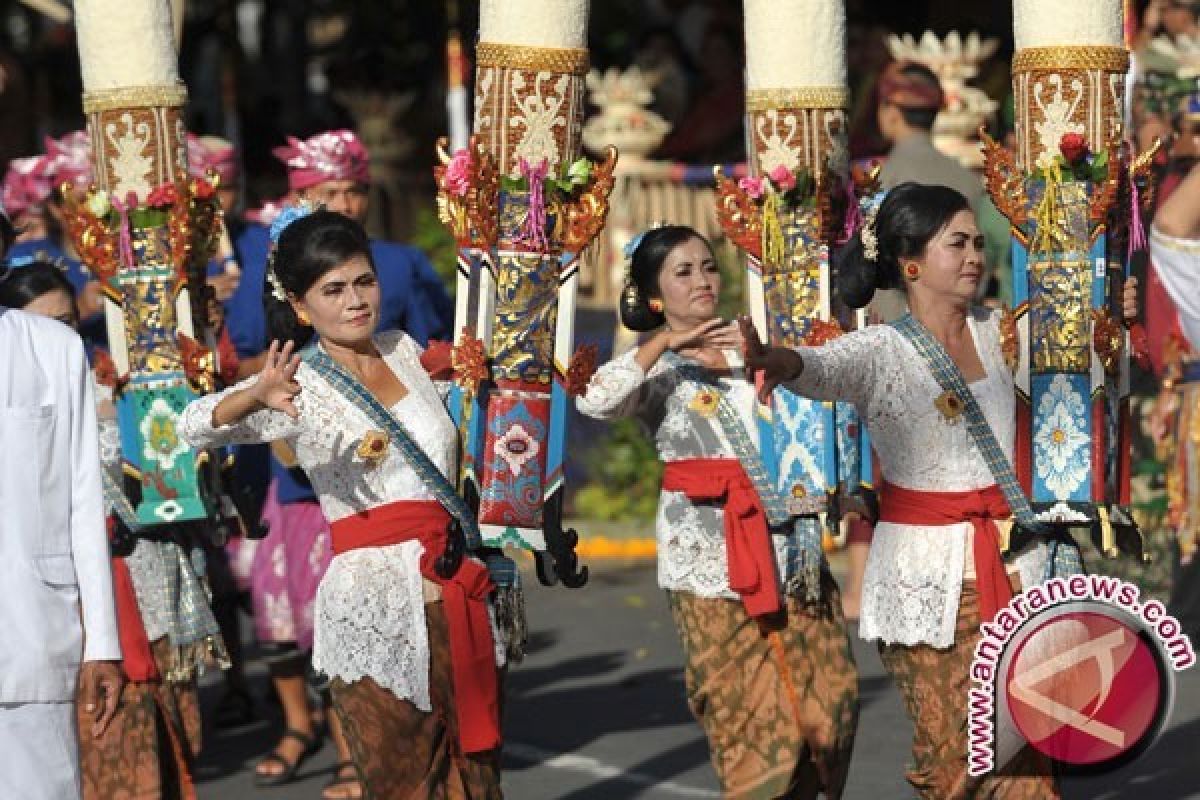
top-left (1012, 46), bottom-right (1129, 74)
top-left (475, 43), bottom-right (589, 75)
top-left (83, 84), bottom-right (188, 113)
top-left (981, 129), bottom-right (1028, 226)
top-left (713, 167), bottom-right (763, 258)
top-left (1092, 308), bottom-right (1124, 376)
top-left (1000, 305), bottom-right (1020, 374)
top-left (562, 145), bottom-right (617, 254)
top-left (746, 87), bottom-right (850, 112)
top-left (1089, 135), bottom-right (1121, 223)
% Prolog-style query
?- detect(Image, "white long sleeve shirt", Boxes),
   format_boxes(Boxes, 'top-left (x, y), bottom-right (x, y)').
top-left (0, 308), bottom-right (121, 703)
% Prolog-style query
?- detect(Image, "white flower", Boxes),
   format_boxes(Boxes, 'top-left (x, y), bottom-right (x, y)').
top-left (493, 423), bottom-right (541, 477)
top-left (86, 191), bottom-right (111, 218)
top-left (1033, 375), bottom-right (1090, 497)
top-left (139, 397), bottom-right (189, 471)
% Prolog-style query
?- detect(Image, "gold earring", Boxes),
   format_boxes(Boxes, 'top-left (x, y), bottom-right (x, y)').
top-left (903, 261), bottom-right (921, 281)
top-left (297, 310), bottom-right (311, 326)
top-left (648, 298), bottom-right (664, 313)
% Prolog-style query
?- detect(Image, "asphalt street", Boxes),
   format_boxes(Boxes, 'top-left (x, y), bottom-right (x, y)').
top-left (195, 558), bottom-right (1200, 799)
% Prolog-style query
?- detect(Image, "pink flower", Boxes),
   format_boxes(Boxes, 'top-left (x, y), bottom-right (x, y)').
top-left (738, 176), bottom-right (765, 200)
top-left (768, 164), bottom-right (796, 191)
top-left (443, 149), bottom-right (473, 197)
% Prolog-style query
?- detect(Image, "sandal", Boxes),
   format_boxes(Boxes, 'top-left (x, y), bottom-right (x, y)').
top-left (322, 762), bottom-right (364, 800)
top-left (253, 728), bottom-right (321, 787)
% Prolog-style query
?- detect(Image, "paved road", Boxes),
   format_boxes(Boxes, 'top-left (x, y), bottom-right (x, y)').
top-left (195, 558), bottom-right (1200, 799)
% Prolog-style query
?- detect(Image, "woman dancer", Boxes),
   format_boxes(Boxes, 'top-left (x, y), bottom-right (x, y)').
top-left (180, 209), bottom-right (506, 799)
top-left (577, 225), bottom-right (859, 799)
top-left (743, 182), bottom-right (1139, 798)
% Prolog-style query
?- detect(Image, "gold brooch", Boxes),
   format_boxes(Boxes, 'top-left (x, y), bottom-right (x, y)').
top-left (688, 388), bottom-right (720, 417)
top-left (356, 430), bottom-right (390, 466)
top-left (935, 390), bottom-right (965, 423)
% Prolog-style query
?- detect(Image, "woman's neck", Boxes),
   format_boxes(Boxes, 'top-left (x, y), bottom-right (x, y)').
top-left (322, 335), bottom-right (380, 376)
top-left (910, 295), bottom-right (971, 346)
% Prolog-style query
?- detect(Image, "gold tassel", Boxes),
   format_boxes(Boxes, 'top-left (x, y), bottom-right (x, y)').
top-left (1098, 505), bottom-right (1118, 558)
top-left (762, 189), bottom-right (786, 267)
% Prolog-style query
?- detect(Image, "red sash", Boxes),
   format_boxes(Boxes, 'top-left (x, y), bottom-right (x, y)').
top-left (107, 518), bottom-right (159, 682)
top-left (662, 459), bottom-right (782, 618)
top-left (880, 482), bottom-right (1014, 624)
top-left (330, 501), bottom-right (500, 754)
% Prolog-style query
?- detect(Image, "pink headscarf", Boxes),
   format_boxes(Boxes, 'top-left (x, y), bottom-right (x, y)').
top-left (1, 155), bottom-right (54, 214)
top-left (187, 133), bottom-right (240, 185)
top-left (43, 131), bottom-right (94, 189)
top-left (272, 129), bottom-right (370, 191)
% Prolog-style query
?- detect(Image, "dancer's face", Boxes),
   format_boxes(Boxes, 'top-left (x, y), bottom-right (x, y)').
top-left (291, 254), bottom-right (380, 347)
top-left (23, 288), bottom-right (78, 329)
top-left (656, 236), bottom-right (721, 330)
top-left (909, 209), bottom-right (985, 308)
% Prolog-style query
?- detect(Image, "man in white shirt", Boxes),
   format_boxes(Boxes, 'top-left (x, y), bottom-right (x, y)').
top-left (0, 227), bottom-right (124, 798)
top-left (1150, 160), bottom-right (1200, 346)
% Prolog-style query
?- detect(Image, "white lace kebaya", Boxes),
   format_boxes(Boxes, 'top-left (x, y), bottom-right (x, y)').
top-left (577, 349), bottom-right (812, 601)
top-left (179, 330), bottom-right (502, 712)
top-left (784, 307), bottom-right (1047, 649)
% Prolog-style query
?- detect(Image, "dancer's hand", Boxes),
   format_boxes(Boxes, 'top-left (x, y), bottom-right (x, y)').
top-left (740, 315), bottom-right (805, 404)
top-left (79, 660), bottom-right (123, 738)
top-left (664, 318), bottom-right (741, 353)
top-left (252, 340), bottom-right (303, 419)
top-left (1122, 274), bottom-right (1139, 322)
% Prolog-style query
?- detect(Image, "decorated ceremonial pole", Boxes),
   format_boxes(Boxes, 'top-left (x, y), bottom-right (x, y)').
top-left (982, 0), bottom-right (1153, 558)
top-left (64, 0), bottom-right (223, 526)
top-left (715, 0), bottom-right (872, 550)
top-left (435, 0), bottom-right (616, 586)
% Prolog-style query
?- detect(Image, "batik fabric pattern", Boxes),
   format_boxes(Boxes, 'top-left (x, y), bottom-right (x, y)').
top-left (667, 571), bottom-right (858, 799)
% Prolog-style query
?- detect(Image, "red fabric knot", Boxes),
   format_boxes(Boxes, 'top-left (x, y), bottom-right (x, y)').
top-left (662, 459), bottom-right (783, 618)
top-left (880, 482), bottom-right (1015, 624)
top-left (331, 500), bottom-right (500, 754)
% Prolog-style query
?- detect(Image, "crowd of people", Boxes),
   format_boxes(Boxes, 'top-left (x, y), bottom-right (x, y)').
top-left (2, 3), bottom-right (1200, 800)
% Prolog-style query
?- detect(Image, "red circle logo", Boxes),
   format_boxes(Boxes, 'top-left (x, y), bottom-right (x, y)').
top-left (1005, 610), bottom-right (1166, 766)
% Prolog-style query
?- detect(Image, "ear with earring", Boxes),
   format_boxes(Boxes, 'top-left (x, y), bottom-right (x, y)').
top-left (903, 260), bottom-right (921, 281)
top-left (648, 298), bottom-right (664, 313)
top-left (296, 309), bottom-right (311, 326)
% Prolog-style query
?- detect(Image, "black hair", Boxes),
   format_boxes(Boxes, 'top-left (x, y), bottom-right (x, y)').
top-left (619, 224), bottom-right (712, 332)
top-left (0, 260), bottom-right (76, 309)
top-left (0, 213), bottom-right (15, 258)
top-left (264, 210), bottom-right (374, 347)
top-left (834, 182), bottom-right (971, 309)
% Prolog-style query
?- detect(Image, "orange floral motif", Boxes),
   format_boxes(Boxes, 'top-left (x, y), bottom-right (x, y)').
top-left (452, 331), bottom-right (489, 393)
top-left (999, 305), bottom-right (1019, 374)
top-left (713, 167), bottom-right (763, 258)
top-left (177, 332), bottom-right (217, 394)
top-left (91, 348), bottom-right (128, 393)
top-left (1091, 308), bottom-right (1124, 375)
top-left (804, 318), bottom-right (844, 347)
top-left (355, 430), bottom-right (390, 466)
top-left (565, 344), bottom-right (598, 397)
top-left (689, 388), bottom-right (720, 417)
top-left (934, 390), bottom-right (965, 423)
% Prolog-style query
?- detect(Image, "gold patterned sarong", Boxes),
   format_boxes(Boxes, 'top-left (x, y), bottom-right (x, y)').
top-left (667, 573), bottom-right (859, 799)
top-left (878, 581), bottom-right (1059, 800)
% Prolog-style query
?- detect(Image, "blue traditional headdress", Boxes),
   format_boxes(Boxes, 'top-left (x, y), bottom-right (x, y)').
top-left (266, 200), bottom-right (317, 301)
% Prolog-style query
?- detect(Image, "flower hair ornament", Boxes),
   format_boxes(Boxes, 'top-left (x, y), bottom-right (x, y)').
top-left (621, 221), bottom-right (669, 309)
top-left (265, 200), bottom-right (318, 303)
top-left (858, 190), bottom-right (886, 264)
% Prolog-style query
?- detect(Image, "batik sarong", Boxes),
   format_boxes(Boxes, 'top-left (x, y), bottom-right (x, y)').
top-left (667, 572), bottom-right (859, 800)
top-left (330, 601), bottom-right (502, 800)
top-left (77, 637), bottom-right (202, 800)
top-left (251, 480), bottom-right (332, 649)
top-left (878, 581), bottom-right (1059, 800)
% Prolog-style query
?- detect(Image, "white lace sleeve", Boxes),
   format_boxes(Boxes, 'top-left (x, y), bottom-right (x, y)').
top-left (178, 372), bottom-right (304, 448)
top-left (576, 348), bottom-right (653, 420)
top-left (784, 326), bottom-right (888, 408)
